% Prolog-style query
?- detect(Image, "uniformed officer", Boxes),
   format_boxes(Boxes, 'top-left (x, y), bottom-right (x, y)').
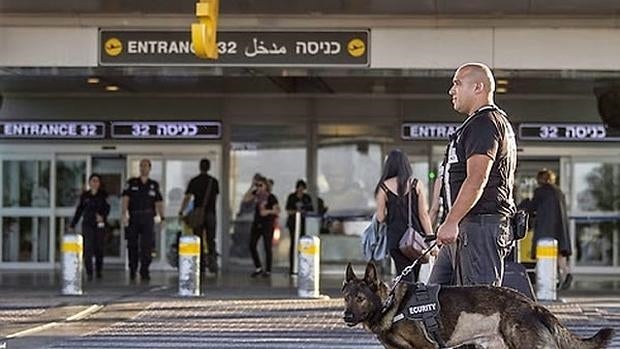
top-left (122, 159), bottom-right (164, 282)
top-left (69, 173), bottom-right (110, 281)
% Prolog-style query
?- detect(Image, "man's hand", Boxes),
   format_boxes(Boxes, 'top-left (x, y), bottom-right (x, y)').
top-left (437, 220), bottom-right (459, 245)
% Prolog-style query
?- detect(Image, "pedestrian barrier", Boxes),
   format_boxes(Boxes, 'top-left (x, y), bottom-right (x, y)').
top-left (536, 237), bottom-right (558, 301)
top-left (178, 235), bottom-right (201, 297)
top-left (61, 234), bottom-right (83, 296)
top-left (298, 235), bottom-right (320, 298)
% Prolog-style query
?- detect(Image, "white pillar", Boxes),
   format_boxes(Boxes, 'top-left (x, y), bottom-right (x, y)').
top-left (292, 211), bottom-right (302, 275)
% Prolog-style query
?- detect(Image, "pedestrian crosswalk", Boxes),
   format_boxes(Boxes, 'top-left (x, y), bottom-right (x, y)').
top-left (49, 298), bottom-right (620, 349)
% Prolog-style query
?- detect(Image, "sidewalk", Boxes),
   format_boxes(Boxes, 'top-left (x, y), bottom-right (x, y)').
top-left (1, 267), bottom-right (619, 348)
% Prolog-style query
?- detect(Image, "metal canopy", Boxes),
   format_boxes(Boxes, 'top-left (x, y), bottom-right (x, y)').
top-left (1, 0), bottom-right (619, 16)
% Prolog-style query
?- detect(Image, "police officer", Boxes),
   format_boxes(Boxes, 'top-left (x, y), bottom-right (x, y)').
top-left (69, 173), bottom-right (110, 281)
top-left (122, 159), bottom-right (164, 282)
top-left (429, 62), bottom-right (517, 287)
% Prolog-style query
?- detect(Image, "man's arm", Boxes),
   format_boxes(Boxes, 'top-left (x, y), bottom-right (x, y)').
top-left (179, 194), bottom-right (192, 215)
top-left (121, 195), bottom-right (129, 226)
top-left (156, 200), bottom-right (165, 219)
top-left (436, 154), bottom-right (494, 245)
top-left (428, 177), bottom-right (442, 225)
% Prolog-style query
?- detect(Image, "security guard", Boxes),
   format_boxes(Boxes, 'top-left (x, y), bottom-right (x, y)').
top-left (122, 159), bottom-right (164, 282)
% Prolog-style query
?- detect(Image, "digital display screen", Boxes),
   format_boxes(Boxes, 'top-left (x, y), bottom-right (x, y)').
top-left (111, 121), bottom-right (221, 139)
top-left (519, 123), bottom-right (620, 142)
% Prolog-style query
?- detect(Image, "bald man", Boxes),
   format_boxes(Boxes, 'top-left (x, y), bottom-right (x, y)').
top-left (429, 63), bottom-right (517, 287)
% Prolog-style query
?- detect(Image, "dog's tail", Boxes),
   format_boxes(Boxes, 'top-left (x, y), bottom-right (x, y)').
top-left (535, 306), bottom-right (614, 349)
top-left (578, 328), bottom-right (615, 349)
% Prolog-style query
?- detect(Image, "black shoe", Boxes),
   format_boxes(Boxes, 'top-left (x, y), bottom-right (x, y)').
top-left (261, 271), bottom-right (271, 278)
top-left (96, 271), bottom-right (102, 279)
top-left (129, 273), bottom-right (136, 282)
top-left (559, 273), bottom-right (573, 290)
top-left (250, 269), bottom-right (263, 278)
top-left (86, 274), bottom-right (93, 282)
top-left (141, 273), bottom-right (151, 282)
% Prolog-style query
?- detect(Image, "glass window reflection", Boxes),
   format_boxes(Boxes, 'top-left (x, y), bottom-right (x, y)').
top-left (2, 160), bottom-right (51, 207)
top-left (56, 160), bottom-right (86, 207)
top-left (574, 162), bottom-right (620, 212)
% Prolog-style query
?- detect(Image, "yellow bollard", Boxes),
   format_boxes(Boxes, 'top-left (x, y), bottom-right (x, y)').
top-left (536, 238), bottom-right (558, 301)
top-left (298, 235), bottom-right (320, 298)
top-left (178, 235), bottom-right (201, 297)
top-left (61, 234), bottom-right (83, 295)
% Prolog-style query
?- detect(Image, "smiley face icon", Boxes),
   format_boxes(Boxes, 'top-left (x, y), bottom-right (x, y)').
top-left (104, 38), bottom-right (123, 57)
top-left (347, 38), bottom-right (366, 58)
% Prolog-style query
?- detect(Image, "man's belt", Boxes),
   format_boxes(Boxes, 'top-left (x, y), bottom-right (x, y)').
top-left (462, 214), bottom-right (508, 224)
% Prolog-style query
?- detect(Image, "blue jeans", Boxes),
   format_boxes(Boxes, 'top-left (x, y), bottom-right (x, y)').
top-left (428, 215), bottom-right (513, 287)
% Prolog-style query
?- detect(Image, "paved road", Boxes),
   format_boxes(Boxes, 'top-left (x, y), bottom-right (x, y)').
top-left (4, 296), bottom-right (619, 349)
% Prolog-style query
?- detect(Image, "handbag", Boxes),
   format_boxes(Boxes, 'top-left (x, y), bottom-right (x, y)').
top-left (398, 178), bottom-right (430, 263)
top-left (183, 177), bottom-right (213, 230)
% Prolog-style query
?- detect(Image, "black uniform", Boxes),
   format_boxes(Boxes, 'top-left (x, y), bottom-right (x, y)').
top-left (122, 177), bottom-right (163, 279)
top-left (285, 192), bottom-right (313, 274)
top-left (430, 105), bottom-right (517, 287)
top-left (184, 173), bottom-right (219, 272)
top-left (250, 193), bottom-right (279, 273)
top-left (70, 190), bottom-right (110, 278)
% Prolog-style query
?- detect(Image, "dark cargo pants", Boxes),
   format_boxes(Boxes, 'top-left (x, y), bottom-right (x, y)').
top-left (428, 214), bottom-right (513, 287)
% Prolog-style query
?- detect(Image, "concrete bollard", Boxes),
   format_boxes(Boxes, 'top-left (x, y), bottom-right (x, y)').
top-left (178, 235), bottom-right (201, 297)
top-left (292, 211), bottom-right (302, 275)
top-left (61, 234), bottom-right (83, 296)
top-left (298, 235), bottom-right (320, 298)
top-left (536, 238), bottom-right (558, 301)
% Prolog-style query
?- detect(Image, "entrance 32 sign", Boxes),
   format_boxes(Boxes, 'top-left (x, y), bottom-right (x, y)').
top-left (99, 29), bottom-right (369, 66)
top-left (0, 121), bottom-right (105, 139)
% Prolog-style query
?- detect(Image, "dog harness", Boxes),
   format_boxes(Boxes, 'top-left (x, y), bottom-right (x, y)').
top-left (393, 282), bottom-right (446, 348)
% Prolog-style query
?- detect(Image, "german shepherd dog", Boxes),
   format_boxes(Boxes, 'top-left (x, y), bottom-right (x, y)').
top-left (342, 262), bottom-right (614, 349)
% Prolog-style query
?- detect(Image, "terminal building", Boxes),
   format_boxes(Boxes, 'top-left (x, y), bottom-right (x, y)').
top-left (1, 1), bottom-right (619, 275)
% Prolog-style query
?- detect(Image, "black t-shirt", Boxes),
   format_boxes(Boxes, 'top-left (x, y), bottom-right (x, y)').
top-left (254, 193), bottom-right (279, 225)
top-left (285, 192), bottom-right (314, 226)
top-left (122, 177), bottom-right (163, 214)
top-left (185, 174), bottom-right (219, 213)
top-left (442, 105), bottom-right (517, 217)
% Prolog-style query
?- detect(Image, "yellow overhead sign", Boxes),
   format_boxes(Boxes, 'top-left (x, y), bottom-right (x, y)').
top-left (191, 0), bottom-right (219, 59)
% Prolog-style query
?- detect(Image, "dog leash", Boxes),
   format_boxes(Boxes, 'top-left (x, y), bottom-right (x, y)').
top-left (380, 238), bottom-right (438, 315)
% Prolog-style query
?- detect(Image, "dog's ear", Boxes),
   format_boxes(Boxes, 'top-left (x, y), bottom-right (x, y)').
top-left (364, 262), bottom-right (379, 289)
top-left (345, 262), bottom-right (356, 282)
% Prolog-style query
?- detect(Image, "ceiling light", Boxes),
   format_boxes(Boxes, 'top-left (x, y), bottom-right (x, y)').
top-left (496, 87), bottom-right (508, 94)
top-left (87, 77), bottom-right (100, 84)
top-left (497, 79), bottom-right (509, 85)
top-left (105, 85), bottom-right (119, 92)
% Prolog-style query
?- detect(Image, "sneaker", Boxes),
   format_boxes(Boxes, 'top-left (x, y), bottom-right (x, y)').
top-left (250, 269), bottom-right (263, 278)
top-left (261, 271), bottom-right (271, 278)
